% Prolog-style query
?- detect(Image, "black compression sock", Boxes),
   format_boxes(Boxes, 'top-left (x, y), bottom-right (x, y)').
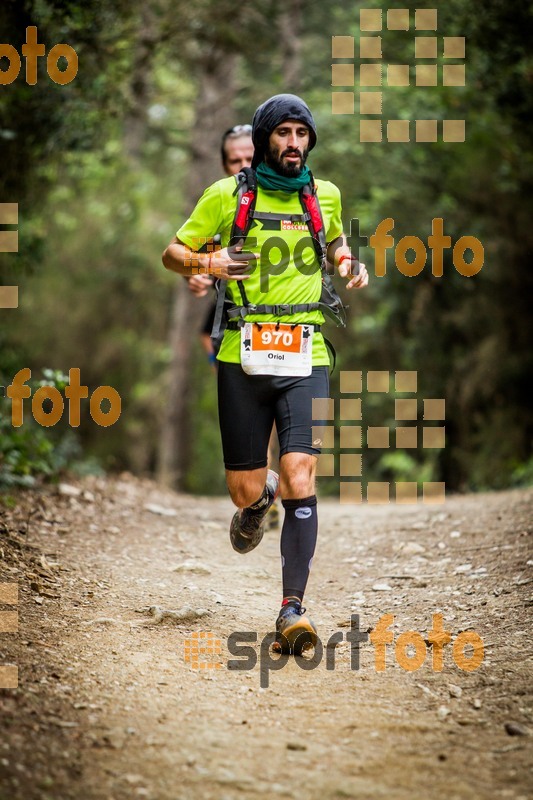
top-left (280, 495), bottom-right (318, 602)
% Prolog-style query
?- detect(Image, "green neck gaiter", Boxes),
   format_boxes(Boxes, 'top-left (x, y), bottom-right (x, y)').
top-left (255, 161), bottom-right (311, 193)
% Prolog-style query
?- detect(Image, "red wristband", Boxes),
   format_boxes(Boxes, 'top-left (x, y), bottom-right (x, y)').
top-left (338, 254), bottom-right (353, 266)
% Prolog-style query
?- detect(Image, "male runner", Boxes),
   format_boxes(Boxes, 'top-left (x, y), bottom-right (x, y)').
top-left (163, 94), bottom-right (368, 653)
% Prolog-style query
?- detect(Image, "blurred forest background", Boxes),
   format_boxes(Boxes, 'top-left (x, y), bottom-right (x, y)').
top-left (0, 0), bottom-right (531, 495)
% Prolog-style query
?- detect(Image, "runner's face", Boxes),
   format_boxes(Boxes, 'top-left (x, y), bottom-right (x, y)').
top-left (265, 120), bottom-right (310, 177)
top-left (223, 136), bottom-right (254, 176)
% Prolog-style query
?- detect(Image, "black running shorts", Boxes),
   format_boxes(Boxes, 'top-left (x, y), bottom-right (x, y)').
top-left (217, 362), bottom-right (330, 471)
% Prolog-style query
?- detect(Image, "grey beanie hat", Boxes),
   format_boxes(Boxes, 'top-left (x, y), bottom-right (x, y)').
top-left (251, 94), bottom-right (317, 169)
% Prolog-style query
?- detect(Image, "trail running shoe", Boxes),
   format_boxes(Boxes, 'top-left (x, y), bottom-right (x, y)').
top-left (275, 600), bottom-right (317, 656)
top-left (230, 470), bottom-right (279, 554)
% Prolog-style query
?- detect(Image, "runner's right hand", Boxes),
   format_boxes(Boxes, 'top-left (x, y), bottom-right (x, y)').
top-left (208, 240), bottom-right (257, 281)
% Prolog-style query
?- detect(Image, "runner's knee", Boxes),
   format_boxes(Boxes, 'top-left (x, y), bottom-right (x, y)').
top-left (226, 470), bottom-right (267, 508)
top-left (280, 454), bottom-right (316, 499)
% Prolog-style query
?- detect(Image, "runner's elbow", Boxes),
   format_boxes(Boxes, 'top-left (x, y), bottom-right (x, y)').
top-left (162, 245), bottom-right (178, 272)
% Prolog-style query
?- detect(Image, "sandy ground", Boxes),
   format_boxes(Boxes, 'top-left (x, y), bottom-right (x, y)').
top-left (0, 476), bottom-right (531, 800)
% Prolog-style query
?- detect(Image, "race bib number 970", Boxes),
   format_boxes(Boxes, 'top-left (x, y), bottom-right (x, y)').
top-left (240, 322), bottom-right (313, 376)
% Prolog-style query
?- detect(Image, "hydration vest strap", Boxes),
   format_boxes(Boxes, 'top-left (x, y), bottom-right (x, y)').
top-left (236, 277), bottom-right (248, 307)
top-left (228, 168), bottom-right (258, 310)
top-left (234, 191), bottom-right (255, 230)
top-left (300, 177), bottom-right (328, 271)
top-left (300, 191), bottom-right (323, 236)
top-left (227, 302), bottom-right (322, 319)
top-left (323, 336), bottom-right (337, 374)
top-left (321, 274), bottom-right (347, 327)
top-left (225, 301), bottom-right (342, 326)
top-left (226, 320), bottom-right (322, 332)
top-left (231, 168), bottom-right (257, 237)
top-left (301, 176), bottom-right (347, 328)
top-left (250, 211), bottom-right (308, 223)
top-left (211, 278), bottom-right (228, 342)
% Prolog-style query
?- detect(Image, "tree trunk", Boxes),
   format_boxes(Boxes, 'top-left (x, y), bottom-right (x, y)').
top-left (279, 0), bottom-right (303, 90)
top-left (157, 49), bottom-right (238, 490)
top-left (123, 4), bottom-right (157, 161)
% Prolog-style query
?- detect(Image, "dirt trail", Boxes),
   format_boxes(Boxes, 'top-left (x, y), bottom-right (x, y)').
top-left (0, 477), bottom-right (531, 800)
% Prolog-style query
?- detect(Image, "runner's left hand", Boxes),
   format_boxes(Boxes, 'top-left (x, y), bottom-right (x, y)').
top-left (339, 258), bottom-right (369, 290)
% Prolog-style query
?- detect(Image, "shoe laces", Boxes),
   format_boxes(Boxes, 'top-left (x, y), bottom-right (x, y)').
top-left (282, 602), bottom-right (306, 617)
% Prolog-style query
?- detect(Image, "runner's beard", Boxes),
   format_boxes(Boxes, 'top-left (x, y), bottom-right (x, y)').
top-left (265, 143), bottom-right (309, 177)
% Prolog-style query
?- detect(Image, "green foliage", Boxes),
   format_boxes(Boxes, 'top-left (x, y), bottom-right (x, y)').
top-left (0, 417), bottom-right (56, 488)
top-left (511, 458), bottom-right (533, 489)
top-left (0, 370), bottom-right (99, 488)
top-left (185, 344), bottom-right (226, 496)
top-left (1, 0), bottom-right (531, 493)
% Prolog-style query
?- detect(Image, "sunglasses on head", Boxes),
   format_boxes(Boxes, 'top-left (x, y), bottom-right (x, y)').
top-left (222, 124), bottom-right (252, 139)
